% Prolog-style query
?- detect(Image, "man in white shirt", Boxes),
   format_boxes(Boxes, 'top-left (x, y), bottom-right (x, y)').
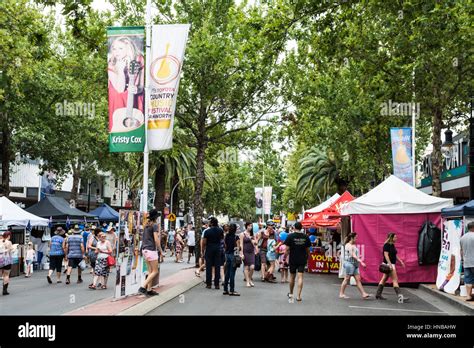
top-left (187, 224), bottom-right (196, 264)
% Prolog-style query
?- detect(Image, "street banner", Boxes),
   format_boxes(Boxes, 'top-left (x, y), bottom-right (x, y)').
top-left (436, 219), bottom-right (463, 294)
top-left (255, 187), bottom-right (263, 215)
top-left (390, 127), bottom-right (413, 186)
top-left (115, 209), bottom-right (146, 298)
top-left (308, 248), bottom-right (340, 274)
top-left (40, 171), bottom-right (56, 200)
top-left (107, 26), bottom-right (145, 152)
top-left (263, 186), bottom-right (272, 215)
top-left (148, 24), bottom-right (190, 150)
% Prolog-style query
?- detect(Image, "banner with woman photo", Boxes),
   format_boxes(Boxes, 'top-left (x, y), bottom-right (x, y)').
top-left (107, 26), bottom-right (145, 152)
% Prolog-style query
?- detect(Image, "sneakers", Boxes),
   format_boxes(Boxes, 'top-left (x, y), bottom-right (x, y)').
top-left (146, 290), bottom-right (159, 296)
top-left (47, 276), bottom-right (52, 284)
top-left (138, 287), bottom-right (147, 295)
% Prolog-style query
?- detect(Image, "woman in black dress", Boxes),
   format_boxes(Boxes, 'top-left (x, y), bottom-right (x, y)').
top-left (376, 232), bottom-right (409, 302)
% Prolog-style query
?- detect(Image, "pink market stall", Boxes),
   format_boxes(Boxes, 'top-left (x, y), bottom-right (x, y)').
top-left (341, 175), bottom-right (453, 284)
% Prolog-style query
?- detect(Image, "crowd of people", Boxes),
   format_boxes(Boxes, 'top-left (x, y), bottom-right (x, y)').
top-left (3, 212), bottom-right (474, 306)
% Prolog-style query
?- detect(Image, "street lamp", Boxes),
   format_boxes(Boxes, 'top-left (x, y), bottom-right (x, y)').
top-left (441, 129), bottom-right (454, 159)
top-left (169, 176), bottom-right (196, 229)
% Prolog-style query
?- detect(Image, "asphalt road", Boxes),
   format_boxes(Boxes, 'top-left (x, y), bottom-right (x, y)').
top-left (0, 251), bottom-right (195, 315)
top-left (148, 269), bottom-right (466, 316)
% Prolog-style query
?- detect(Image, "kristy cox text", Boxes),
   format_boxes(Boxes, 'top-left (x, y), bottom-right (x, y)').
top-left (18, 322), bottom-right (56, 342)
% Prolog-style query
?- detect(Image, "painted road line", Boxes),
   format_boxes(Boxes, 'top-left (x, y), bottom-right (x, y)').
top-left (349, 306), bottom-right (446, 314)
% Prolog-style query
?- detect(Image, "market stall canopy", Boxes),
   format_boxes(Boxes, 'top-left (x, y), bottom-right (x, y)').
top-left (26, 196), bottom-right (98, 222)
top-left (341, 175), bottom-right (453, 215)
top-left (303, 193), bottom-right (340, 220)
top-left (302, 191), bottom-right (354, 227)
top-left (88, 203), bottom-right (119, 222)
top-left (441, 200), bottom-right (474, 217)
top-left (0, 196), bottom-right (49, 227)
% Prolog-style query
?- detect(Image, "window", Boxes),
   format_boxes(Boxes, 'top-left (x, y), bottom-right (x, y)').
top-left (10, 187), bottom-right (24, 193)
top-left (27, 188), bottom-right (38, 197)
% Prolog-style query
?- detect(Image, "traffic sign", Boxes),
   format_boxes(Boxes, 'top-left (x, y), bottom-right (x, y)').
top-left (168, 213), bottom-right (176, 222)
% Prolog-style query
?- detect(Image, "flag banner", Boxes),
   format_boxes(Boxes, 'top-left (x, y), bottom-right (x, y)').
top-left (390, 127), bottom-right (413, 186)
top-left (107, 26), bottom-right (145, 152)
top-left (255, 187), bottom-right (263, 215)
top-left (263, 186), bottom-right (272, 215)
top-left (148, 24), bottom-right (190, 150)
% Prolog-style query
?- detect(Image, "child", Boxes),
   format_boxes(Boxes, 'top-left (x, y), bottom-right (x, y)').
top-left (277, 242), bottom-right (288, 283)
top-left (25, 242), bottom-right (36, 277)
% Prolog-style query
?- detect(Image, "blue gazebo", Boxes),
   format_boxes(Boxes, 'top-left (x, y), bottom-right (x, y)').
top-left (88, 203), bottom-right (119, 222)
top-left (441, 200), bottom-right (474, 218)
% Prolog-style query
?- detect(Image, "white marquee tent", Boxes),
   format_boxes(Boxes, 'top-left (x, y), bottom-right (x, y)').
top-left (0, 196), bottom-right (49, 227)
top-left (341, 175), bottom-right (453, 215)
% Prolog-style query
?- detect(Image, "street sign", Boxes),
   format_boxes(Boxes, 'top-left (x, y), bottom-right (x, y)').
top-left (168, 213), bottom-right (176, 222)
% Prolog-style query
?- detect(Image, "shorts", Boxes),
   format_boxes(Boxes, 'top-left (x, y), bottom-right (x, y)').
top-left (464, 267), bottom-right (474, 285)
top-left (143, 249), bottom-right (159, 262)
top-left (188, 246), bottom-right (195, 254)
top-left (168, 241), bottom-right (174, 249)
top-left (68, 258), bottom-right (83, 269)
top-left (289, 263), bottom-right (305, 274)
top-left (49, 255), bottom-right (64, 273)
top-left (343, 261), bottom-right (360, 276)
top-left (0, 264), bottom-right (12, 270)
top-left (259, 250), bottom-right (267, 265)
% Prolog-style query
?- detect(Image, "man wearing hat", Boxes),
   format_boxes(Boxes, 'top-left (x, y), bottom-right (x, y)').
top-left (64, 225), bottom-right (85, 284)
top-left (47, 227), bottom-right (66, 284)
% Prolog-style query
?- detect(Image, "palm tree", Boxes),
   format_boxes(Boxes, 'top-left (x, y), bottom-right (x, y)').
top-left (296, 146), bottom-right (348, 201)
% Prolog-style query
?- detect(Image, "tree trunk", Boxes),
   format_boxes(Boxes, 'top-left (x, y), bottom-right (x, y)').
top-left (70, 161), bottom-right (82, 202)
top-left (193, 141), bottom-right (207, 267)
top-left (1, 112), bottom-right (11, 196)
top-left (154, 162), bottom-right (166, 228)
top-left (431, 107), bottom-right (443, 197)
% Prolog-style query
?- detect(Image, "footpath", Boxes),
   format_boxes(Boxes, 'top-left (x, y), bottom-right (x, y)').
top-left (420, 284), bottom-right (474, 314)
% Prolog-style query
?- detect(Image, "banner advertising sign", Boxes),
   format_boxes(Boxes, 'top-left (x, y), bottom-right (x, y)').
top-left (255, 187), bottom-right (263, 215)
top-left (107, 26), bottom-right (145, 152)
top-left (148, 24), bottom-right (190, 150)
top-left (436, 219), bottom-right (463, 294)
top-left (114, 209), bottom-right (146, 298)
top-left (263, 186), bottom-right (272, 215)
top-left (308, 249), bottom-right (340, 274)
top-left (40, 171), bottom-right (56, 200)
top-left (390, 127), bottom-right (413, 186)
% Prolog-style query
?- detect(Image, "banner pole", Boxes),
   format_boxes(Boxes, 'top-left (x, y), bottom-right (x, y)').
top-left (412, 68), bottom-right (416, 187)
top-left (141, 0), bottom-right (152, 212)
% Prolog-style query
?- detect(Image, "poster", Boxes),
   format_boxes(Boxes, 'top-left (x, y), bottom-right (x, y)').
top-left (436, 219), bottom-right (463, 294)
top-left (308, 248), bottom-right (340, 274)
top-left (114, 209), bottom-right (146, 299)
top-left (107, 26), bottom-right (145, 153)
top-left (147, 24), bottom-right (190, 150)
top-left (390, 127), bottom-right (413, 186)
top-left (263, 186), bottom-right (272, 215)
top-left (255, 187), bottom-right (263, 215)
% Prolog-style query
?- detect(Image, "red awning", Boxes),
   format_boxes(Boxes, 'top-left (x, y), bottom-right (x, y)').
top-left (301, 191), bottom-right (354, 228)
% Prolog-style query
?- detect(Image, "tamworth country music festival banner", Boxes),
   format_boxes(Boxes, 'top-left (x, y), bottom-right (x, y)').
top-left (148, 24), bottom-right (190, 150)
top-left (390, 127), bottom-right (413, 186)
top-left (107, 26), bottom-right (145, 152)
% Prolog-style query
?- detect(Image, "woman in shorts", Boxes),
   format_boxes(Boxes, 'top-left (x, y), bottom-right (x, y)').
top-left (339, 233), bottom-right (370, 299)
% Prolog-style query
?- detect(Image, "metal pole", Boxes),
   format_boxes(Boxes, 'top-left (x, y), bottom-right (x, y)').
top-left (87, 179), bottom-right (91, 212)
top-left (262, 171), bottom-right (265, 223)
top-left (141, 0), bottom-right (152, 212)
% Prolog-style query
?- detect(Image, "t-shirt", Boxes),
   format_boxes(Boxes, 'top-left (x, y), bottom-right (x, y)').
top-left (82, 231), bottom-right (90, 248)
top-left (187, 230), bottom-right (195, 246)
top-left (204, 226), bottom-right (224, 248)
top-left (168, 230), bottom-right (175, 243)
top-left (383, 243), bottom-right (397, 264)
top-left (26, 249), bottom-right (36, 261)
top-left (49, 235), bottom-right (65, 256)
top-left (284, 231), bottom-right (311, 265)
top-left (224, 234), bottom-right (239, 254)
top-left (67, 234), bottom-right (83, 259)
top-left (142, 224), bottom-right (159, 251)
top-left (460, 232), bottom-right (474, 268)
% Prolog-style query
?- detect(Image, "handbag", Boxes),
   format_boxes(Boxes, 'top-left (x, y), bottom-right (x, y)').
top-left (78, 259), bottom-right (87, 271)
top-left (254, 252), bottom-right (261, 271)
top-left (379, 263), bottom-right (392, 274)
top-left (107, 255), bottom-right (116, 267)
